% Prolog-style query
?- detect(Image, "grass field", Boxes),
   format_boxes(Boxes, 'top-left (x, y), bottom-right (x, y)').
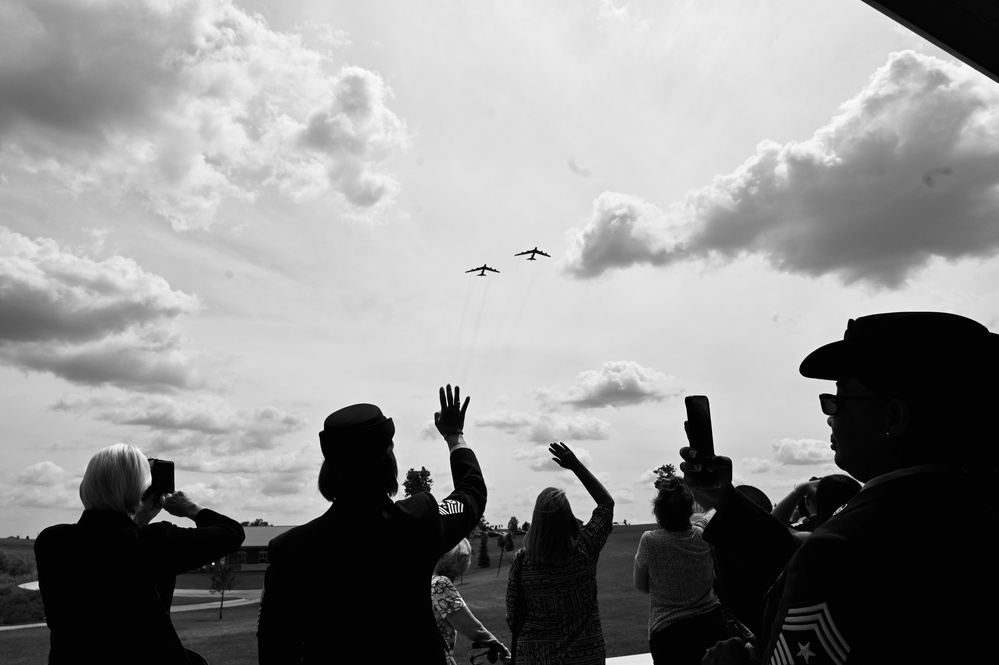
top-left (0, 524), bottom-right (656, 663)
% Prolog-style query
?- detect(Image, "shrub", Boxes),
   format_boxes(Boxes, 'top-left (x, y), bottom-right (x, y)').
top-left (0, 551), bottom-right (34, 577)
top-left (0, 585), bottom-right (46, 625)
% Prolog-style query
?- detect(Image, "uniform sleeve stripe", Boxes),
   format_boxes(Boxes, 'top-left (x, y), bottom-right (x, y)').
top-left (777, 602), bottom-right (849, 663)
top-left (785, 602), bottom-right (849, 659)
top-left (438, 499), bottom-right (465, 516)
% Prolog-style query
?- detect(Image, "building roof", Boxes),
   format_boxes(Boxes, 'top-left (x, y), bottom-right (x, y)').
top-left (240, 525), bottom-right (296, 548)
top-left (862, 1), bottom-right (999, 84)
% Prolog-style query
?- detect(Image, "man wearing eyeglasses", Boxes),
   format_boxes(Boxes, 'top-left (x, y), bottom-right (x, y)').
top-left (682, 312), bottom-right (999, 665)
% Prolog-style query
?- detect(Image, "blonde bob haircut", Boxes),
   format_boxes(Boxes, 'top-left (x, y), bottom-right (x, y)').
top-left (522, 487), bottom-right (580, 567)
top-left (435, 538), bottom-right (472, 579)
top-left (79, 444), bottom-right (151, 515)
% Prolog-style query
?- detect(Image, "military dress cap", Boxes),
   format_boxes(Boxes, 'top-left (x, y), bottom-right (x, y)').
top-left (799, 311), bottom-right (999, 384)
top-left (319, 403), bottom-right (395, 460)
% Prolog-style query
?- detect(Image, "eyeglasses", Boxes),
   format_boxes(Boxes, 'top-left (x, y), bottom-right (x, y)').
top-left (818, 393), bottom-right (888, 416)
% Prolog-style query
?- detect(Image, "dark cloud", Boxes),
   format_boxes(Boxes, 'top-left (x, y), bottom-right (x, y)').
top-left (53, 394), bottom-right (309, 455)
top-left (560, 51), bottom-right (999, 287)
top-left (0, 227), bottom-right (205, 390)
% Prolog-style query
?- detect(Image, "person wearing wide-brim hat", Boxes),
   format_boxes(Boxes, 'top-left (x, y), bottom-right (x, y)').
top-left (680, 312), bottom-right (999, 665)
top-left (257, 385), bottom-right (487, 664)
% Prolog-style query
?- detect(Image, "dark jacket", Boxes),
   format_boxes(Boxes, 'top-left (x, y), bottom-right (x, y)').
top-left (34, 508), bottom-right (245, 665)
top-left (257, 447), bottom-right (486, 664)
top-left (705, 468), bottom-right (999, 664)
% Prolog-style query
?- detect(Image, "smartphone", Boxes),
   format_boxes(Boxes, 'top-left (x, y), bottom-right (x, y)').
top-left (684, 395), bottom-right (714, 459)
top-left (148, 458), bottom-right (175, 494)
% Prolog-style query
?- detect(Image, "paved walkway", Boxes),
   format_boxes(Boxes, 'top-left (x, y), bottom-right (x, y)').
top-left (0, 587), bottom-right (261, 632)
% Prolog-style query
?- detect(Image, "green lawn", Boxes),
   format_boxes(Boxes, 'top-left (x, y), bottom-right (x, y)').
top-left (0, 524), bottom-right (656, 664)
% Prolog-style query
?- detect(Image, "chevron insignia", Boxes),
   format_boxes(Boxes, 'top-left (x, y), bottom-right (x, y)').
top-left (438, 499), bottom-right (465, 516)
top-left (769, 602), bottom-right (849, 665)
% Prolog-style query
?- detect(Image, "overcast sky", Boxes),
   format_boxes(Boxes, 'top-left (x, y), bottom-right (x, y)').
top-left (3, 0), bottom-right (999, 537)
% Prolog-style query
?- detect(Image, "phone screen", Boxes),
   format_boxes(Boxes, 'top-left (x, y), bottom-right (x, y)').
top-left (684, 395), bottom-right (714, 459)
top-left (149, 458), bottom-right (175, 494)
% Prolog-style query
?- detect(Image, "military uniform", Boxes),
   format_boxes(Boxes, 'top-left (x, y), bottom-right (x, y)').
top-left (256, 447), bottom-right (485, 664)
top-left (705, 466), bottom-right (998, 664)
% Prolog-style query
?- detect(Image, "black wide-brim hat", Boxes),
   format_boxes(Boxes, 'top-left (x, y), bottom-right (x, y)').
top-left (799, 311), bottom-right (999, 386)
top-left (319, 403), bottom-right (395, 460)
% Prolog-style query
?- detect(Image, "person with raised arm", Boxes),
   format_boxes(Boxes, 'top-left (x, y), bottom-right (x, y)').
top-left (257, 384), bottom-right (486, 664)
top-left (506, 442), bottom-right (614, 665)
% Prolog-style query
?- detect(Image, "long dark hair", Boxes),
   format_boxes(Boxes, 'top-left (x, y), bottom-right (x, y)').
top-left (522, 487), bottom-right (580, 567)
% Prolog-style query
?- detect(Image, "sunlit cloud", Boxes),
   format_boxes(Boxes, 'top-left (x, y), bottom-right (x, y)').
top-left (1, 461), bottom-right (79, 510)
top-left (535, 360), bottom-right (682, 409)
top-left (0, 0), bottom-right (408, 229)
top-left (0, 227), bottom-right (205, 390)
top-left (477, 410), bottom-right (611, 442)
top-left (561, 51), bottom-right (999, 287)
top-left (771, 438), bottom-right (834, 465)
top-left (741, 457), bottom-right (773, 474)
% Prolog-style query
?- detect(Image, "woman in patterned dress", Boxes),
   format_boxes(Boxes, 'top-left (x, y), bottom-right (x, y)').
top-left (506, 442), bottom-right (615, 665)
top-left (432, 538), bottom-right (512, 665)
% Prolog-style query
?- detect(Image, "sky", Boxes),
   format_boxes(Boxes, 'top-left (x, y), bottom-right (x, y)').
top-left (2, 0), bottom-right (999, 538)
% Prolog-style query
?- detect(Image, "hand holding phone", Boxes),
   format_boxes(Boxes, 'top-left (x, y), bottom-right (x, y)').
top-left (684, 395), bottom-right (714, 460)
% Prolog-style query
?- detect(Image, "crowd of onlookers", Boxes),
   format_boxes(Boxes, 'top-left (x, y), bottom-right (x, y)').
top-left (33, 312), bottom-right (999, 664)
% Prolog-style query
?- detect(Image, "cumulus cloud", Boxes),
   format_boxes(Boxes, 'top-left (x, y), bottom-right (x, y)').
top-left (560, 51), bottom-right (999, 287)
top-left (53, 393), bottom-right (308, 455)
top-left (0, 0), bottom-right (408, 229)
top-left (771, 439), bottom-right (834, 466)
top-left (2, 460), bottom-right (79, 510)
top-left (536, 360), bottom-right (682, 409)
top-left (741, 457), bottom-right (773, 474)
top-left (514, 445), bottom-right (593, 471)
top-left (0, 227), bottom-right (205, 390)
top-left (476, 410), bottom-right (611, 442)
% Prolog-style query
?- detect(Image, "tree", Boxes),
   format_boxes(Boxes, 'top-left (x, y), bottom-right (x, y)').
top-left (522, 521), bottom-right (530, 532)
top-left (653, 464), bottom-right (677, 488)
top-left (240, 518), bottom-right (270, 527)
top-left (508, 516), bottom-right (519, 533)
top-left (477, 532), bottom-right (491, 568)
top-left (210, 558), bottom-right (239, 619)
top-left (403, 467), bottom-right (434, 497)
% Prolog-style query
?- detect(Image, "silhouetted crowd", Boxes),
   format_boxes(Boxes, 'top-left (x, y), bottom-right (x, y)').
top-left (34, 312), bottom-right (999, 664)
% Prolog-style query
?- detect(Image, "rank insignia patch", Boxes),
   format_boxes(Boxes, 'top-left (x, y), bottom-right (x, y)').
top-left (769, 602), bottom-right (849, 665)
top-left (438, 499), bottom-right (465, 516)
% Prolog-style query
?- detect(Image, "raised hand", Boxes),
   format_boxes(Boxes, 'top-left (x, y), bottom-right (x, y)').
top-left (435, 384), bottom-right (470, 437)
top-left (133, 486), bottom-right (164, 527)
top-left (162, 491), bottom-right (203, 520)
top-left (549, 442), bottom-right (581, 471)
top-left (679, 446), bottom-right (735, 511)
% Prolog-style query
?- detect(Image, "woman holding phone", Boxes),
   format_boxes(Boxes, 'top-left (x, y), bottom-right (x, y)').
top-left (34, 443), bottom-right (244, 665)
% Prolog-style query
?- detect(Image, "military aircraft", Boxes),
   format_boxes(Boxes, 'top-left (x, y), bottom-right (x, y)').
top-left (466, 264), bottom-right (500, 277)
top-left (515, 247), bottom-right (551, 261)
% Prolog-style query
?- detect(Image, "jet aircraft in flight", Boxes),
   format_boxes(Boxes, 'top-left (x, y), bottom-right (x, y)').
top-left (466, 264), bottom-right (500, 277)
top-left (515, 247), bottom-right (551, 261)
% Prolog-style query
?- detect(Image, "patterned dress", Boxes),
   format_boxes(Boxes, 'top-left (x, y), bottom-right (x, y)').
top-left (505, 503), bottom-right (614, 664)
top-left (431, 575), bottom-right (465, 665)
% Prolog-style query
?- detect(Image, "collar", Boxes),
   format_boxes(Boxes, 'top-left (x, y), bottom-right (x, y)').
top-left (861, 464), bottom-right (950, 492)
top-left (78, 509), bottom-right (140, 531)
